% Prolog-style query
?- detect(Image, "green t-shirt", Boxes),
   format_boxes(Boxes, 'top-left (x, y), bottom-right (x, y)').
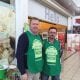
top-left (43, 39), bottom-right (61, 76)
top-left (26, 31), bottom-right (43, 73)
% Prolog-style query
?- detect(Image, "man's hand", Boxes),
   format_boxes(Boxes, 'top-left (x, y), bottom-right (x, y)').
top-left (21, 73), bottom-right (28, 80)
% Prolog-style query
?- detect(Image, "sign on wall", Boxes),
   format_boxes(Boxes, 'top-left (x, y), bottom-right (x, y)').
top-left (28, 0), bottom-right (68, 26)
top-left (73, 16), bottom-right (80, 26)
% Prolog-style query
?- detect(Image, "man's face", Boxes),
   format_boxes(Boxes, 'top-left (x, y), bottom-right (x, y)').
top-left (30, 19), bottom-right (39, 35)
top-left (48, 29), bottom-right (57, 39)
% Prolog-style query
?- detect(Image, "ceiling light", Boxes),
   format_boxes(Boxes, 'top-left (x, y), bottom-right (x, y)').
top-left (72, 0), bottom-right (80, 7)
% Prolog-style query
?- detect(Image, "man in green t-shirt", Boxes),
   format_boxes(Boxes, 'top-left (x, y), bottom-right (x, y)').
top-left (41, 27), bottom-right (63, 80)
top-left (16, 17), bottom-right (43, 80)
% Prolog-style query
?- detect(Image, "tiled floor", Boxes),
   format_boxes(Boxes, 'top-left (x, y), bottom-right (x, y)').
top-left (61, 52), bottom-right (80, 80)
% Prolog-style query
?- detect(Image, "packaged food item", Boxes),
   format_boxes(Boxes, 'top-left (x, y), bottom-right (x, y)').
top-left (7, 65), bottom-right (21, 80)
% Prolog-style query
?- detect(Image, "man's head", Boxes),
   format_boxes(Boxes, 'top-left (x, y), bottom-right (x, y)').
top-left (30, 17), bottom-right (40, 35)
top-left (48, 27), bottom-right (57, 39)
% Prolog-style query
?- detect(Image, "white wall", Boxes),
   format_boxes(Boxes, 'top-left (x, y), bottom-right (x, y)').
top-left (15, 0), bottom-right (28, 46)
top-left (28, 0), bottom-right (45, 20)
top-left (28, 0), bottom-right (68, 26)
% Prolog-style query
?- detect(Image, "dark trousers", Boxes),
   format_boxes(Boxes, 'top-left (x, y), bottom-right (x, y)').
top-left (41, 73), bottom-right (60, 80)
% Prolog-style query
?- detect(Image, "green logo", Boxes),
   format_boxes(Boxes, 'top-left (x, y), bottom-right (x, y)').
top-left (46, 46), bottom-right (58, 63)
top-left (32, 39), bottom-right (42, 59)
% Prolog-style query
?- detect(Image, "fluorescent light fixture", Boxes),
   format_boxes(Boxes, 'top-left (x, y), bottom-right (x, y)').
top-left (72, 0), bottom-right (80, 7)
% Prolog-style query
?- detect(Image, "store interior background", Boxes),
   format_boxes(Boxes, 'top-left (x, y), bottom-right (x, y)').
top-left (0, 0), bottom-right (80, 80)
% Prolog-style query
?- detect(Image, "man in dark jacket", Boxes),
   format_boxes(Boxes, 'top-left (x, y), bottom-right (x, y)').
top-left (16, 17), bottom-right (43, 80)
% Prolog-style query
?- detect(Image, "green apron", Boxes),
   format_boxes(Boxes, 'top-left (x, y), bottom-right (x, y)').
top-left (26, 31), bottom-right (43, 73)
top-left (43, 39), bottom-right (61, 76)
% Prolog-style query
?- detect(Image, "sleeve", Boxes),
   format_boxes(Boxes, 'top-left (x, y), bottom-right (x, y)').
top-left (16, 32), bottom-right (29, 75)
top-left (59, 43), bottom-right (63, 58)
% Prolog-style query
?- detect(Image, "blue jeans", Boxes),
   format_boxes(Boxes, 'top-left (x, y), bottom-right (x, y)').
top-left (41, 73), bottom-right (60, 80)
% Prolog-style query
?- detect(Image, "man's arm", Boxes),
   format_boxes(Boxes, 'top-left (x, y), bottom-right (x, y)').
top-left (16, 32), bottom-right (29, 75)
top-left (60, 43), bottom-right (63, 58)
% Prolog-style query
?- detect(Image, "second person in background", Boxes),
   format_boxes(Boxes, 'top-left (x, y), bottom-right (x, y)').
top-left (41, 27), bottom-right (63, 80)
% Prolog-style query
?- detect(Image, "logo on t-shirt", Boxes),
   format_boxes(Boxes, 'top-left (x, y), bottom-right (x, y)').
top-left (46, 46), bottom-right (58, 64)
top-left (32, 39), bottom-right (42, 61)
